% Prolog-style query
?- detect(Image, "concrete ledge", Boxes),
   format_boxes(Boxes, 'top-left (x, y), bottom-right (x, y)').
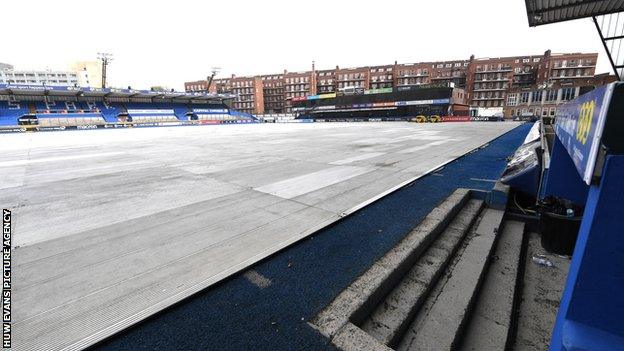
top-left (361, 199), bottom-right (484, 346)
top-left (398, 208), bottom-right (504, 351)
top-left (487, 181), bottom-right (510, 210)
top-left (332, 323), bottom-right (393, 351)
top-left (310, 188), bottom-right (471, 341)
top-left (460, 220), bottom-right (526, 351)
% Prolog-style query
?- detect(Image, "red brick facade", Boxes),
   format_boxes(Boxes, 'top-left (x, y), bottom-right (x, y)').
top-left (184, 50), bottom-right (605, 115)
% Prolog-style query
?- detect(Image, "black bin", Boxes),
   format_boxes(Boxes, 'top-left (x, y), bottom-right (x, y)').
top-left (539, 196), bottom-right (583, 256)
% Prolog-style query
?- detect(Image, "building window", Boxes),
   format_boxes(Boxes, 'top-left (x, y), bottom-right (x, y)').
top-left (546, 89), bottom-right (557, 102)
top-left (561, 87), bottom-right (576, 101)
top-left (532, 90), bottom-right (543, 104)
top-left (520, 92), bottom-right (530, 103)
top-left (507, 94), bottom-right (517, 106)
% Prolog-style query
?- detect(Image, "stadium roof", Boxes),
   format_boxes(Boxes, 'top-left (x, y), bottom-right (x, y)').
top-left (525, 0), bottom-right (624, 26)
top-left (0, 83), bottom-right (236, 101)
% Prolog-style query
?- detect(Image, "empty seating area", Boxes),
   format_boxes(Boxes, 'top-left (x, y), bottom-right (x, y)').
top-left (32, 101), bottom-right (107, 127)
top-left (125, 103), bottom-right (180, 124)
top-left (0, 100), bottom-right (28, 127)
top-left (0, 98), bottom-right (257, 131)
top-left (0, 84), bottom-right (250, 131)
top-left (193, 107), bottom-right (235, 122)
top-left (36, 113), bottom-right (107, 128)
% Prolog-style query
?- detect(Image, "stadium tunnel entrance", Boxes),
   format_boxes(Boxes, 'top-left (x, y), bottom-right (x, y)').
top-left (17, 114), bottom-right (38, 129)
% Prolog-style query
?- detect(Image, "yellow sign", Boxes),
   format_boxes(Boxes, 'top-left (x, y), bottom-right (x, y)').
top-left (576, 100), bottom-right (595, 145)
top-left (319, 93), bottom-right (336, 99)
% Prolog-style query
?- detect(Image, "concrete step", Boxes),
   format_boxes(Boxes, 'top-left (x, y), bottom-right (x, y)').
top-left (459, 220), bottom-right (526, 351)
top-left (397, 208), bottom-right (505, 351)
top-left (310, 189), bottom-right (471, 341)
top-left (360, 199), bottom-right (484, 347)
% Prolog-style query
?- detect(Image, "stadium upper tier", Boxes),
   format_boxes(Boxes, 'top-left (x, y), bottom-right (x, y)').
top-left (0, 83), bottom-right (256, 129)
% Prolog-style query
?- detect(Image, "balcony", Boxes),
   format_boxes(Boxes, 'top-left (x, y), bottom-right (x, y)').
top-left (338, 78), bottom-right (366, 82)
top-left (550, 75), bottom-right (594, 79)
top-left (471, 96), bottom-right (504, 100)
top-left (475, 66), bottom-right (513, 73)
top-left (400, 73), bottom-right (429, 78)
top-left (475, 77), bottom-right (509, 82)
top-left (472, 87), bottom-right (508, 91)
top-left (552, 63), bottom-right (595, 69)
top-left (431, 76), bottom-right (464, 80)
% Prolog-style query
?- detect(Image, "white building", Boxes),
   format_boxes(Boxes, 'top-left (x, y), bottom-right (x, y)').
top-left (0, 61), bottom-right (102, 87)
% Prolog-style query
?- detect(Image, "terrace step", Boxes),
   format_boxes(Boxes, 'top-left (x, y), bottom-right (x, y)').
top-left (310, 188), bottom-right (472, 340)
top-left (459, 220), bottom-right (526, 351)
top-left (360, 199), bottom-right (484, 347)
top-left (397, 208), bottom-right (504, 351)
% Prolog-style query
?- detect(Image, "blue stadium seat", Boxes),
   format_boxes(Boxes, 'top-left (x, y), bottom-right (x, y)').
top-left (0, 99), bottom-right (251, 128)
top-left (95, 102), bottom-right (121, 122)
top-left (0, 101), bottom-right (28, 127)
top-left (173, 105), bottom-right (191, 121)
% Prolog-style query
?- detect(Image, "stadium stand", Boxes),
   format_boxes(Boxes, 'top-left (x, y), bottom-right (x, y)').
top-left (293, 85), bottom-right (469, 122)
top-left (0, 84), bottom-right (256, 131)
top-left (0, 100), bottom-right (28, 127)
top-left (95, 101), bottom-right (121, 122)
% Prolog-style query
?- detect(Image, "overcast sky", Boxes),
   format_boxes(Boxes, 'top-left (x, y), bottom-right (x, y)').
top-left (2, 0), bottom-right (612, 90)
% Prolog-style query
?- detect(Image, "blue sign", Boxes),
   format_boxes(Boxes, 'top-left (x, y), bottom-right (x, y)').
top-left (0, 83), bottom-right (76, 91)
top-left (555, 83), bottom-right (615, 184)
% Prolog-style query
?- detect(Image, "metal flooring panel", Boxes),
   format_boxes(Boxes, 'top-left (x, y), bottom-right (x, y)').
top-left (1, 122), bottom-right (521, 350)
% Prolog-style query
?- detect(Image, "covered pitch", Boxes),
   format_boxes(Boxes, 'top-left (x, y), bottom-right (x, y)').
top-left (4, 122), bottom-right (521, 350)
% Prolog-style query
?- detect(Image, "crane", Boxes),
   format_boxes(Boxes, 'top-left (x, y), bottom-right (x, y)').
top-left (206, 67), bottom-right (221, 93)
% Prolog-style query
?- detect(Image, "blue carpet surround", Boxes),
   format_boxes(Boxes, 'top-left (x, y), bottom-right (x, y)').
top-left (93, 123), bottom-right (531, 351)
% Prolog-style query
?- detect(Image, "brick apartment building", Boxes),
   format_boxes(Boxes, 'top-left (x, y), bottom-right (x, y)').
top-left (261, 74), bottom-right (284, 114)
top-left (228, 76), bottom-right (264, 115)
top-left (316, 68), bottom-right (336, 94)
top-left (283, 70), bottom-right (315, 114)
top-left (185, 50), bottom-right (606, 115)
top-left (503, 72), bottom-right (618, 118)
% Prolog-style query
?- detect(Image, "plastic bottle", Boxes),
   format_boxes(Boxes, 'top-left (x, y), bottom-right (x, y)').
top-left (532, 254), bottom-right (554, 267)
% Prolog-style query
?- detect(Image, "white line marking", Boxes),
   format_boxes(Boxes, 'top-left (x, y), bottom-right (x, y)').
top-left (330, 152), bottom-right (386, 165)
top-left (255, 166), bottom-right (373, 199)
top-left (470, 178), bottom-right (498, 182)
